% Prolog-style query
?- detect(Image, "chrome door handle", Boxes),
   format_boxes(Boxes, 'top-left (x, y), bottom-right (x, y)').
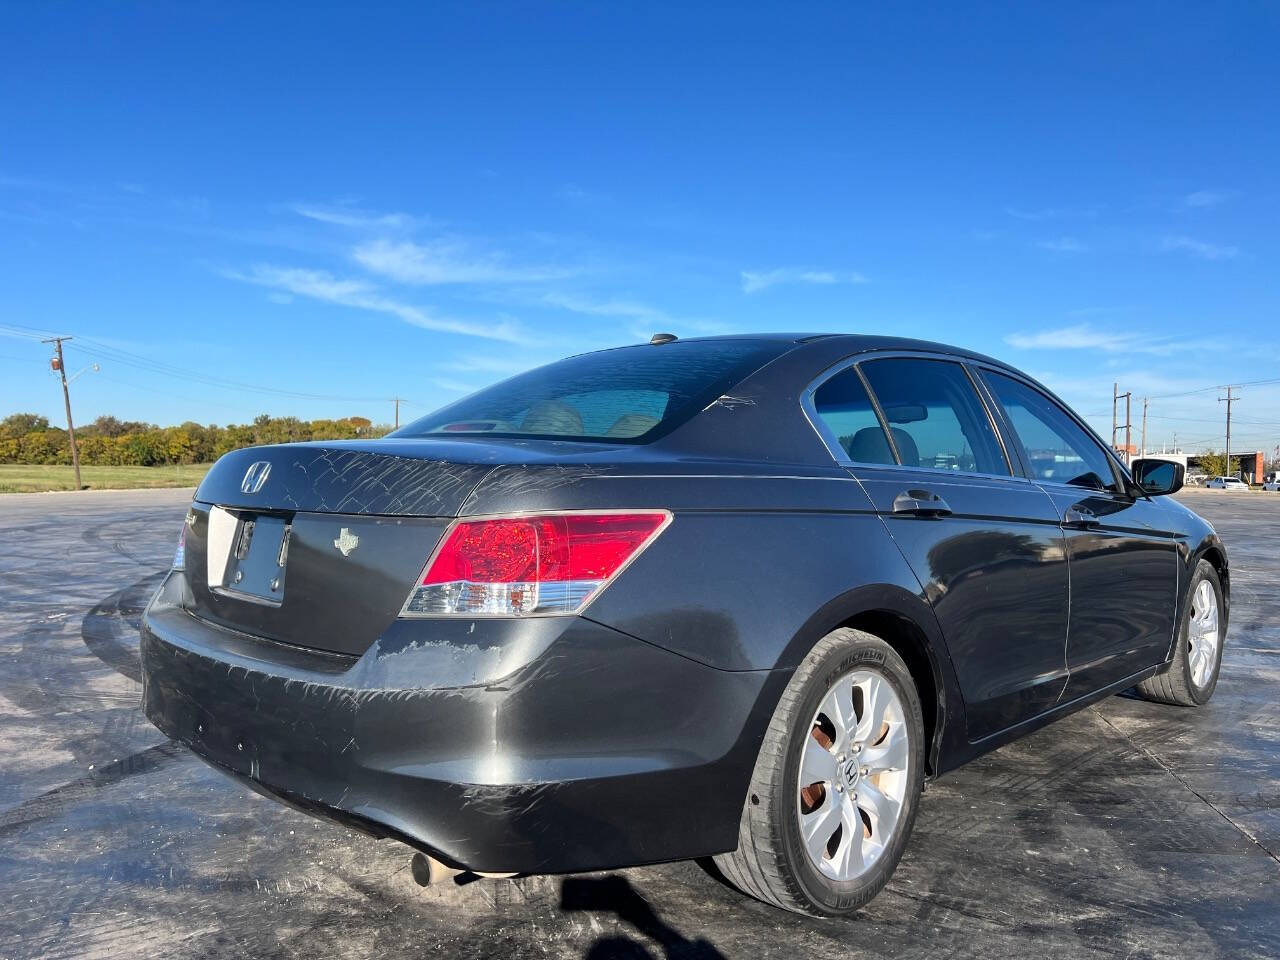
top-left (892, 489), bottom-right (953, 518)
top-left (1063, 504), bottom-right (1099, 528)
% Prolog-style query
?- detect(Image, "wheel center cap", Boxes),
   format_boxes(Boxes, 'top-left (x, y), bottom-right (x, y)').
top-left (843, 758), bottom-right (861, 789)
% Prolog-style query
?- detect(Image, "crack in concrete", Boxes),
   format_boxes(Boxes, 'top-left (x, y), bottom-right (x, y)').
top-left (1093, 708), bottom-right (1280, 867)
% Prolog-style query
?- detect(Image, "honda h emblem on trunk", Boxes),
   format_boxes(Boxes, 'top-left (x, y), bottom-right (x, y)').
top-left (334, 528), bottom-right (359, 557)
top-left (241, 461), bottom-right (272, 494)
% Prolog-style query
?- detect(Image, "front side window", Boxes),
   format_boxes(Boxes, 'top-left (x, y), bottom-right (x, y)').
top-left (983, 371), bottom-right (1119, 492)
top-left (811, 367), bottom-right (895, 464)
top-left (396, 339), bottom-right (788, 443)
top-left (858, 358), bottom-right (1009, 475)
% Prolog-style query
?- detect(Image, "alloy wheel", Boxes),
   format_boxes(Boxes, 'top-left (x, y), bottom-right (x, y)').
top-left (1188, 579), bottom-right (1221, 689)
top-left (795, 670), bottom-right (910, 882)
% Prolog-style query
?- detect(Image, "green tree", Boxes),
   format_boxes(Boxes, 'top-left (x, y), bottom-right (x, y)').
top-left (1, 413), bottom-right (50, 438)
top-left (0, 409), bottom-right (406, 464)
top-left (1198, 450), bottom-right (1227, 477)
top-left (18, 431), bottom-right (68, 464)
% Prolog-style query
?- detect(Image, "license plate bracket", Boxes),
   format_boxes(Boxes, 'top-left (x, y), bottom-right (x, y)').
top-left (222, 514), bottom-right (291, 605)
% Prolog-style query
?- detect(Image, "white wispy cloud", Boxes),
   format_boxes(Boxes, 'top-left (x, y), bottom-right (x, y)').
top-left (555, 183), bottom-right (609, 205)
top-left (529, 293), bottom-right (732, 345)
top-left (226, 265), bottom-right (524, 342)
top-left (1003, 205), bottom-right (1101, 222)
top-left (0, 173), bottom-right (72, 191)
top-left (1160, 235), bottom-right (1239, 260)
top-left (1004, 323), bottom-right (1221, 357)
top-left (428, 377), bottom-right (482, 393)
top-left (539, 291), bottom-right (731, 340)
top-left (292, 204), bottom-right (421, 231)
top-left (441, 354), bottom-right (537, 375)
top-left (353, 238), bottom-right (575, 285)
top-left (1183, 189), bottom-right (1234, 209)
top-left (541, 291), bottom-right (671, 322)
top-left (1005, 325), bottom-right (1134, 352)
top-left (1036, 236), bottom-right (1089, 253)
top-left (1065, 306), bottom-right (1130, 318)
top-left (739, 268), bottom-right (869, 294)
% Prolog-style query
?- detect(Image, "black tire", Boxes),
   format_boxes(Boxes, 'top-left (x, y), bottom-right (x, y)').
top-left (1135, 559), bottom-right (1224, 706)
top-left (714, 628), bottom-right (925, 916)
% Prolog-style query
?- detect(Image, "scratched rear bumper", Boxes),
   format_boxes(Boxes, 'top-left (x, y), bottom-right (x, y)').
top-left (140, 573), bottom-right (778, 874)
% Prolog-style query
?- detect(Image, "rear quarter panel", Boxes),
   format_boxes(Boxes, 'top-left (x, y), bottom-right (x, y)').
top-left (462, 461), bottom-right (970, 775)
top-left (462, 463), bottom-right (952, 672)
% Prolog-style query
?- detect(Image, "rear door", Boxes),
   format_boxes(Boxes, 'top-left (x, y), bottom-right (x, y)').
top-left (977, 369), bottom-right (1180, 699)
top-left (808, 354), bottom-right (1070, 741)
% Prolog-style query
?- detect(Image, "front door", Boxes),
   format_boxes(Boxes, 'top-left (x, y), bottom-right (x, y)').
top-left (979, 370), bottom-right (1180, 699)
top-left (809, 356), bottom-right (1070, 741)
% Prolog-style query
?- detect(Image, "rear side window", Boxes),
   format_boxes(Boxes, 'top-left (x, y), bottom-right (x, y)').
top-left (395, 339), bottom-right (788, 443)
top-left (983, 371), bottom-right (1119, 492)
top-left (859, 358), bottom-right (1008, 475)
top-left (811, 368), bottom-right (895, 464)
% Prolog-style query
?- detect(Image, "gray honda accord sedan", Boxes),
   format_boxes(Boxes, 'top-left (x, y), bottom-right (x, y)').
top-left (141, 333), bottom-right (1227, 916)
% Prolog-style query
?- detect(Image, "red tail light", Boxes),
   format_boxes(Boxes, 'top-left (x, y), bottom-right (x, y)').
top-left (401, 510), bottom-right (671, 617)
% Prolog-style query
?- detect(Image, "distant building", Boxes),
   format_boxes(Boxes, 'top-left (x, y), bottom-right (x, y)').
top-left (1184, 450), bottom-right (1265, 482)
top-left (1122, 448), bottom-right (1264, 482)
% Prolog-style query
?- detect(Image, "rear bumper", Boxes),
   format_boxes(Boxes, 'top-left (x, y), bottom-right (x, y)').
top-left (141, 573), bottom-right (779, 874)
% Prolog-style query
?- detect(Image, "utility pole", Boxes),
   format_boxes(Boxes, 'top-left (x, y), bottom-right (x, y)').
top-left (1140, 397), bottom-right (1148, 458)
top-left (1125, 393), bottom-right (1132, 465)
top-left (1112, 384), bottom-right (1132, 463)
top-left (1112, 383), bottom-right (1118, 454)
top-left (1219, 386), bottom-right (1239, 478)
top-left (42, 336), bottom-right (82, 491)
top-left (394, 397), bottom-right (400, 430)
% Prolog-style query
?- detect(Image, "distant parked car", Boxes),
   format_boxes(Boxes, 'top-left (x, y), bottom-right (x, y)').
top-left (1262, 479), bottom-right (1280, 492)
top-left (1206, 476), bottom-right (1250, 491)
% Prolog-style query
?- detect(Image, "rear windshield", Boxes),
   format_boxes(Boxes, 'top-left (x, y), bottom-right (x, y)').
top-left (395, 339), bottom-right (788, 443)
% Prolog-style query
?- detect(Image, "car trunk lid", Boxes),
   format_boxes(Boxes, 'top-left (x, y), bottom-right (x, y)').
top-left (193, 441), bottom-right (503, 517)
top-left (179, 503), bottom-right (450, 656)
top-left (180, 438), bottom-right (632, 655)
top-left (180, 440), bottom-right (502, 655)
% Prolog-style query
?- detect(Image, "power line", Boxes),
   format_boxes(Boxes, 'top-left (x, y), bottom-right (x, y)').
top-left (0, 322), bottom-right (51, 341)
top-left (1141, 413), bottom-right (1280, 428)
top-left (70, 338), bottom-right (391, 404)
top-left (1149, 375), bottom-right (1280, 401)
top-left (91, 371), bottom-right (251, 415)
top-left (4, 320), bottom-right (397, 405)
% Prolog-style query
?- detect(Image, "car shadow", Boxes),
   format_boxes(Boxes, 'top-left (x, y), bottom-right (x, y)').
top-left (560, 874), bottom-right (727, 959)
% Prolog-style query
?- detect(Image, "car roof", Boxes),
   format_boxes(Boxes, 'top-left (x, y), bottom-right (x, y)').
top-left (619, 333), bottom-right (1017, 370)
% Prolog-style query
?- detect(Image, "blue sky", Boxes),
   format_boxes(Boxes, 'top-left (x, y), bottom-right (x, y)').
top-left (2, 2), bottom-right (1277, 454)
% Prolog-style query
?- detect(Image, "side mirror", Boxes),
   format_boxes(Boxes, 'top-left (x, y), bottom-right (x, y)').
top-left (1131, 458), bottom-right (1184, 496)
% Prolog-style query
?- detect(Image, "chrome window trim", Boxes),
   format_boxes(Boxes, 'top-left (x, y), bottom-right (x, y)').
top-left (962, 360), bottom-right (1027, 479)
top-left (801, 349), bottom-right (1020, 480)
top-left (974, 364), bottom-right (1132, 494)
top-left (850, 461), bottom-right (1033, 484)
top-left (800, 355), bottom-right (885, 467)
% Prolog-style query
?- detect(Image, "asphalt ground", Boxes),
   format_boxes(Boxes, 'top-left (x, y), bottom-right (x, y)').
top-left (1, 487), bottom-right (1276, 959)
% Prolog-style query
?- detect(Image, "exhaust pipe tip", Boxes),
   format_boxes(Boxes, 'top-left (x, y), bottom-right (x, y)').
top-left (410, 851), bottom-right (517, 886)
top-left (410, 852), bottom-right (459, 887)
